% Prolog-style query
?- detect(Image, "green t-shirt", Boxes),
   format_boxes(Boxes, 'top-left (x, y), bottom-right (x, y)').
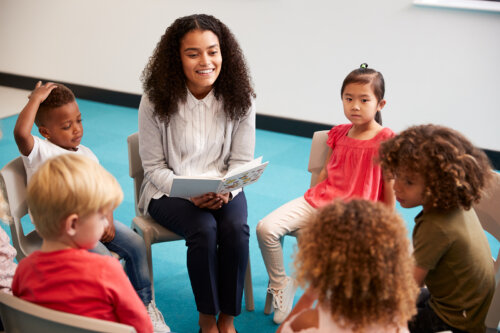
top-left (413, 208), bottom-right (495, 333)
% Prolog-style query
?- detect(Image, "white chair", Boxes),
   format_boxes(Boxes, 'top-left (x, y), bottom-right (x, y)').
top-left (127, 132), bottom-right (255, 310)
top-left (263, 130), bottom-right (329, 315)
top-left (0, 156), bottom-right (121, 262)
top-left (0, 156), bottom-right (42, 261)
top-left (0, 292), bottom-right (136, 333)
top-left (473, 171), bottom-right (500, 332)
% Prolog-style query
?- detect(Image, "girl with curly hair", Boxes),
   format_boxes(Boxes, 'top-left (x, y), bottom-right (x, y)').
top-left (378, 124), bottom-right (495, 333)
top-left (277, 199), bottom-right (418, 333)
top-left (257, 64), bottom-right (395, 324)
top-left (139, 14), bottom-right (256, 333)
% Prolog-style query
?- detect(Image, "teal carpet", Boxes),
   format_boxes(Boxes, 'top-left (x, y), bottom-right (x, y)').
top-left (1, 98), bottom-right (498, 333)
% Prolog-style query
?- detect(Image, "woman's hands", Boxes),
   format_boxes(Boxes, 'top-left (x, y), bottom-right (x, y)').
top-left (191, 193), bottom-right (230, 210)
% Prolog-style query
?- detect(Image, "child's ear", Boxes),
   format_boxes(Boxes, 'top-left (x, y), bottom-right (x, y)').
top-left (63, 213), bottom-right (79, 237)
top-left (378, 99), bottom-right (386, 111)
top-left (38, 126), bottom-right (50, 139)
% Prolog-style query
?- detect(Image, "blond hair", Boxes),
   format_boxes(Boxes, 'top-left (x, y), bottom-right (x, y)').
top-left (27, 154), bottom-right (123, 240)
top-left (295, 199), bottom-right (418, 331)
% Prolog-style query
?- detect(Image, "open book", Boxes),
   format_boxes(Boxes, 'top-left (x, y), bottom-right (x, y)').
top-left (169, 157), bottom-right (268, 198)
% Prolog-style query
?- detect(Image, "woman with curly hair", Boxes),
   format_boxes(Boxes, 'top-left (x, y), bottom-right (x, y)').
top-left (138, 14), bottom-right (256, 333)
top-left (378, 124), bottom-right (495, 333)
top-left (278, 199), bottom-right (418, 332)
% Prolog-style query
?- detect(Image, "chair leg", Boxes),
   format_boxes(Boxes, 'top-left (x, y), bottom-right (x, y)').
top-left (243, 257), bottom-right (254, 311)
top-left (264, 284), bottom-right (273, 315)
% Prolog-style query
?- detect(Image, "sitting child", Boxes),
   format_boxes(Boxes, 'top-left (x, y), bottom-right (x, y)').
top-left (278, 199), bottom-right (418, 333)
top-left (13, 81), bottom-right (169, 332)
top-left (378, 124), bottom-right (495, 333)
top-left (12, 154), bottom-right (153, 332)
top-left (0, 129), bottom-right (17, 331)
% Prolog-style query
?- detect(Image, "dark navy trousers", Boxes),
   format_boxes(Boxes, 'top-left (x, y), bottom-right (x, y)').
top-left (148, 192), bottom-right (249, 316)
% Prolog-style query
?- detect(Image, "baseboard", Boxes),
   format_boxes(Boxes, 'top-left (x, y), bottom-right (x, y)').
top-left (1, 71), bottom-right (499, 169)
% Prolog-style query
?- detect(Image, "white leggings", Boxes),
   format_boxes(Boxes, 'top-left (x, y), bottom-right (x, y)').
top-left (256, 196), bottom-right (316, 289)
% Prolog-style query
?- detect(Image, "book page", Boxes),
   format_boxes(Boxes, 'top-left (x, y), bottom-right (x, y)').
top-left (226, 157), bottom-right (263, 178)
top-left (219, 161), bottom-right (268, 193)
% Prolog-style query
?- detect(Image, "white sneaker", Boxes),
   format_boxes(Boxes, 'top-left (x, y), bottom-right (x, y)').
top-left (267, 276), bottom-right (298, 324)
top-left (147, 300), bottom-right (171, 333)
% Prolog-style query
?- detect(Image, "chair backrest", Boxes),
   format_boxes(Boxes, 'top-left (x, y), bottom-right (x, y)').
top-left (0, 292), bottom-right (136, 333)
top-left (307, 130), bottom-right (329, 188)
top-left (474, 171), bottom-right (500, 274)
top-left (0, 156), bottom-right (42, 261)
top-left (473, 171), bottom-right (500, 329)
top-left (127, 133), bottom-right (143, 217)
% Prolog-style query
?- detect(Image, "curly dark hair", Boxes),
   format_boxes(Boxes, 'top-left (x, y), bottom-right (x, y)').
top-left (141, 14), bottom-right (255, 124)
top-left (295, 200), bottom-right (418, 331)
top-left (379, 124), bottom-right (493, 210)
top-left (35, 84), bottom-right (76, 126)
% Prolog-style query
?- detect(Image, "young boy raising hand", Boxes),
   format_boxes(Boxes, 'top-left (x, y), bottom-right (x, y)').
top-left (12, 154), bottom-right (153, 333)
top-left (13, 82), bottom-right (170, 332)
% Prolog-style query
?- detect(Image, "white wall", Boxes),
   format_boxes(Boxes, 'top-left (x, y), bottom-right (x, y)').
top-left (1, 0), bottom-right (499, 150)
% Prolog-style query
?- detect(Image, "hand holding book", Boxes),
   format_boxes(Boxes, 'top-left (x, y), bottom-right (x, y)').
top-left (169, 157), bottom-right (268, 198)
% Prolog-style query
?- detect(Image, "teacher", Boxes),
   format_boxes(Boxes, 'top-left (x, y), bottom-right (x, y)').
top-left (138, 14), bottom-right (256, 333)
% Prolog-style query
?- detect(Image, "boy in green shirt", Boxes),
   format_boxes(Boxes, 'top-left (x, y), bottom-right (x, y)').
top-left (379, 124), bottom-right (495, 333)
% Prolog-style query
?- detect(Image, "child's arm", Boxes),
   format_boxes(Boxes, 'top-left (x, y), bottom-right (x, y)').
top-left (414, 266), bottom-right (428, 287)
top-left (285, 309), bottom-right (319, 332)
top-left (315, 148), bottom-right (333, 185)
top-left (382, 173), bottom-right (396, 209)
top-left (100, 211), bottom-right (116, 243)
top-left (277, 288), bottom-right (318, 333)
top-left (13, 81), bottom-right (57, 156)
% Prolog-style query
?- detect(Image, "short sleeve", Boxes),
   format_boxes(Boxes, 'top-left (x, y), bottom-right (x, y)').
top-left (326, 124), bottom-right (349, 149)
top-left (413, 221), bottom-right (451, 270)
top-left (378, 127), bottom-right (395, 141)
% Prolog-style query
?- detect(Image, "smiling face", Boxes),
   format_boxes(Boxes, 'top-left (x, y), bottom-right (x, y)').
top-left (393, 169), bottom-right (427, 210)
top-left (39, 101), bottom-right (83, 151)
top-left (342, 82), bottom-right (385, 128)
top-left (180, 29), bottom-right (222, 99)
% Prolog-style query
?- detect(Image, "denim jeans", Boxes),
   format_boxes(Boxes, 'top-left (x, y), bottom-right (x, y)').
top-left (90, 220), bottom-right (152, 306)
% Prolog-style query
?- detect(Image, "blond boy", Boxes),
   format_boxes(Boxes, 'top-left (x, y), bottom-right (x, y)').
top-left (12, 154), bottom-right (153, 333)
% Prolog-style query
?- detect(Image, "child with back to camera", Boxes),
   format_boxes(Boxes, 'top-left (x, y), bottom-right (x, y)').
top-left (12, 154), bottom-right (153, 333)
top-left (378, 124), bottom-right (495, 333)
top-left (278, 199), bottom-right (418, 333)
top-left (12, 82), bottom-right (170, 332)
top-left (256, 63), bottom-right (396, 324)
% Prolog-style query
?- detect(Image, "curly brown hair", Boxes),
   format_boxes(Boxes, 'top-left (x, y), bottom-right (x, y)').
top-left (295, 199), bottom-right (418, 331)
top-left (379, 124), bottom-right (493, 210)
top-left (35, 84), bottom-right (76, 126)
top-left (141, 14), bottom-right (255, 124)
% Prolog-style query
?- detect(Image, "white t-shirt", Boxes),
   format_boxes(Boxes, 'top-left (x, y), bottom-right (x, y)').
top-left (21, 135), bottom-right (98, 183)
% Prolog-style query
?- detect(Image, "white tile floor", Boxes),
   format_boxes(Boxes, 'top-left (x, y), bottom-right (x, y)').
top-left (0, 86), bottom-right (30, 119)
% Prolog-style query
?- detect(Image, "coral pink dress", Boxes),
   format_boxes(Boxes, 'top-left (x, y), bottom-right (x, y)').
top-left (304, 124), bottom-right (394, 208)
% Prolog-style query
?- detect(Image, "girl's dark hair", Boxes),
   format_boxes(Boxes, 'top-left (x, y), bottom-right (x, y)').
top-left (341, 63), bottom-right (385, 125)
top-left (141, 14), bottom-right (255, 124)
